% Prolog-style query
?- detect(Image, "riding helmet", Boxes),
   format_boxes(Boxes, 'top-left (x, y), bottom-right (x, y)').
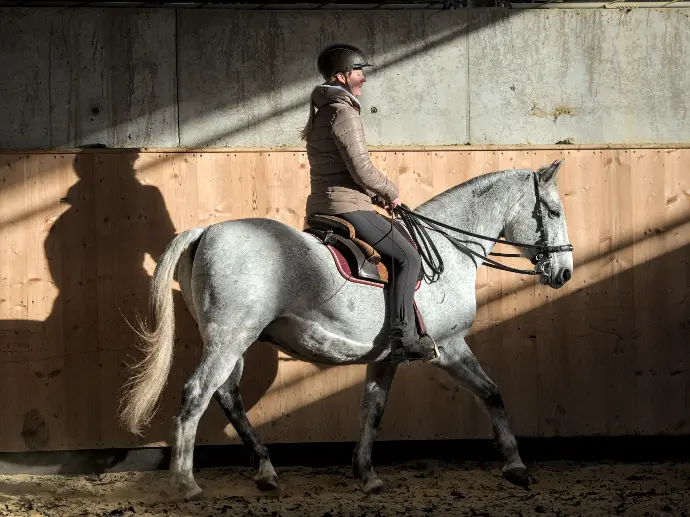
top-left (317, 43), bottom-right (374, 80)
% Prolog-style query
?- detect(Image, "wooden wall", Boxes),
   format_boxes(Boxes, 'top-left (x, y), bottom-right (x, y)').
top-left (0, 146), bottom-right (687, 453)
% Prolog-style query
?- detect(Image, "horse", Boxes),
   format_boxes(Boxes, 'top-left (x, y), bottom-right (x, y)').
top-left (118, 160), bottom-right (573, 501)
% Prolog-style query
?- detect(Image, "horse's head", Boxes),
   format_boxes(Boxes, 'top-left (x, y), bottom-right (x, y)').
top-left (505, 160), bottom-right (574, 289)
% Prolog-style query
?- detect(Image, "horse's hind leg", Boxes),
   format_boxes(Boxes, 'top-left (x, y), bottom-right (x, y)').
top-left (170, 322), bottom-right (253, 501)
top-left (353, 362), bottom-right (398, 493)
top-left (213, 355), bottom-right (278, 491)
top-left (436, 338), bottom-right (529, 488)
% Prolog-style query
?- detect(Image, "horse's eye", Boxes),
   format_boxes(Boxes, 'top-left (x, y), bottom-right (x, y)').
top-left (547, 209), bottom-right (561, 219)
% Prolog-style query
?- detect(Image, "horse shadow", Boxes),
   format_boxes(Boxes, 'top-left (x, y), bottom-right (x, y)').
top-left (0, 151), bottom-right (279, 474)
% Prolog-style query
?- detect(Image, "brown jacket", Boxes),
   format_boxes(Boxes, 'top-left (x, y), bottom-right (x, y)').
top-left (305, 85), bottom-right (399, 215)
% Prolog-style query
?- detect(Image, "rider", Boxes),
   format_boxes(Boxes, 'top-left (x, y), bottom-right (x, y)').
top-left (300, 43), bottom-right (437, 363)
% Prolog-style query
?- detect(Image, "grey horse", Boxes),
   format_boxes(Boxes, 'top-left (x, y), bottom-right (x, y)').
top-left (119, 161), bottom-right (573, 501)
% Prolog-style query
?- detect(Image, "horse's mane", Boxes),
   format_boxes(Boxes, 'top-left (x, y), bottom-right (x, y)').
top-left (418, 167), bottom-right (531, 209)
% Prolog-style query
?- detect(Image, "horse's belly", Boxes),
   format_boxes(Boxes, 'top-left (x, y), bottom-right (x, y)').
top-left (261, 311), bottom-right (389, 365)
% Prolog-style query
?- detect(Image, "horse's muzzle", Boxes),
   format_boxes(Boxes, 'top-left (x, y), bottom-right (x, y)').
top-left (547, 267), bottom-right (572, 288)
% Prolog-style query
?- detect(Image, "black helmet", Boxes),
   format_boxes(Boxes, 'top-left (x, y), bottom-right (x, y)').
top-left (317, 43), bottom-right (374, 80)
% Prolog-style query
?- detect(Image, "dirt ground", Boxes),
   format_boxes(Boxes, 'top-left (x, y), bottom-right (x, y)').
top-left (0, 460), bottom-right (688, 517)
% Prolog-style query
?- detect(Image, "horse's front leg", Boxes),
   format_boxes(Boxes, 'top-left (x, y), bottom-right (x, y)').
top-left (435, 337), bottom-right (529, 487)
top-left (353, 361), bottom-right (398, 493)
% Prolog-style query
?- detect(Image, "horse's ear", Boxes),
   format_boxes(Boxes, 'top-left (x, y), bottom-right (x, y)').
top-left (539, 159), bottom-right (564, 184)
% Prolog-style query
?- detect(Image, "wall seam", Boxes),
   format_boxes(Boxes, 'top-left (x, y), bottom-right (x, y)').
top-left (175, 9), bottom-right (181, 147)
top-left (465, 10), bottom-right (471, 145)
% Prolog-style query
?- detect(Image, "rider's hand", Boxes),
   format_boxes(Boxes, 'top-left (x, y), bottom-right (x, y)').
top-left (389, 197), bottom-right (401, 209)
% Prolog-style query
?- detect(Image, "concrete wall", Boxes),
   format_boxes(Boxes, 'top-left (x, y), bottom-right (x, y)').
top-left (469, 9), bottom-right (690, 145)
top-left (0, 7), bottom-right (688, 148)
top-left (0, 9), bottom-right (178, 148)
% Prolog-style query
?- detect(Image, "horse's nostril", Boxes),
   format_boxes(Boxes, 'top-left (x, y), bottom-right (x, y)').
top-left (562, 269), bottom-right (572, 281)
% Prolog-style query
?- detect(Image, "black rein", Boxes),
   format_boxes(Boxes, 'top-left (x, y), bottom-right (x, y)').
top-left (390, 174), bottom-right (574, 283)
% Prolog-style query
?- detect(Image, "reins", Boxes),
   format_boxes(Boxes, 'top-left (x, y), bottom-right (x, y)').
top-left (388, 172), bottom-right (574, 283)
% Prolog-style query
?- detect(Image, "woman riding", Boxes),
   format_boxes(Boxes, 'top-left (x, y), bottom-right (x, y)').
top-left (300, 43), bottom-right (437, 363)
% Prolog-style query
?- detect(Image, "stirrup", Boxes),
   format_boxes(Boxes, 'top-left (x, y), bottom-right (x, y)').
top-left (389, 334), bottom-right (440, 364)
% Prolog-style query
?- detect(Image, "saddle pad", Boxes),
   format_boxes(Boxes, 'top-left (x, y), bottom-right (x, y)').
top-left (309, 234), bottom-right (421, 291)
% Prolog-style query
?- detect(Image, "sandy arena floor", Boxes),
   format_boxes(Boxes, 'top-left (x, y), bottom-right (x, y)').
top-left (0, 460), bottom-right (688, 516)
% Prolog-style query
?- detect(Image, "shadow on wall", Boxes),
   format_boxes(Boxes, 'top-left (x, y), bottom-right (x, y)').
top-left (0, 152), bottom-right (279, 471)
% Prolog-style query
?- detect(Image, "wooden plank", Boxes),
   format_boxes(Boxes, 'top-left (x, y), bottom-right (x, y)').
top-left (29, 154), bottom-right (67, 451)
top-left (654, 149), bottom-right (689, 435)
top-left (0, 155), bottom-right (42, 451)
top-left (49, 153), bottom-right (99, 449)
top-left (643, 149), bottom-right (673, 435)
top-left (600, 149), bottom-right (636, 436)
top-left (631, 149), bottom-right (660, 435)
top-left (662, 150), bottom-right (690, 435)
top-left (584, 149), bottom-right (616, 437)
top-left (93, 153), bottom-right (128, 449)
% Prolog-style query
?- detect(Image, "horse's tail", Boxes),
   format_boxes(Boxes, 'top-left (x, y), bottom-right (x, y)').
top-left (118, 227), bottom-right (206, 435)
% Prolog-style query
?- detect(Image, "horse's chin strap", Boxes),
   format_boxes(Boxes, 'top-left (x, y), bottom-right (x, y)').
top-left (390, 174), bottom-right (574, 282)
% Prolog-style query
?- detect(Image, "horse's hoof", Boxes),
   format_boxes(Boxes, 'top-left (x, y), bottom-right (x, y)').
top-left (255, 474), bottom-right (279, 491)
top-left (362, 476), bottom-right (385, 494)
top-left (184, 486), bottom-right (204, 501)
top-left (502, 465), bottom-right (530, 488)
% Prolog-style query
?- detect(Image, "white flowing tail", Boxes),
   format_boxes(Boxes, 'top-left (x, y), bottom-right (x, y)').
top-left (118, 227), bottom-right (206, 435)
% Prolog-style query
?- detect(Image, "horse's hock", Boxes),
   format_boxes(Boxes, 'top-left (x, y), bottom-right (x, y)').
top-left (0, 146), bottom-right (688, 456)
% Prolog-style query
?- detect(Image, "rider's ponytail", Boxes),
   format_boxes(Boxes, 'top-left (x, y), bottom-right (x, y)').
top-left (300, 100), bottom-right (316, 141)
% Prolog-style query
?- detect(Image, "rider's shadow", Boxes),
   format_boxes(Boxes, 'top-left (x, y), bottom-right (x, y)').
top-left (0, 152), bottom-right (278, 472)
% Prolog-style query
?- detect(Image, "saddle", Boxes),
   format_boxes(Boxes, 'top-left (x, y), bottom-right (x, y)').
top-left (303, 214), bottom-right (385, 284)
top-left (303, 212), bottom-right (428, 336)
top-left (303, 213), bottom-right (422, 286)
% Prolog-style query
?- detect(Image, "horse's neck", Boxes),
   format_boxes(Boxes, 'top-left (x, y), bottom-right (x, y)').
top-left (417, 169), bottom-right (528, 256)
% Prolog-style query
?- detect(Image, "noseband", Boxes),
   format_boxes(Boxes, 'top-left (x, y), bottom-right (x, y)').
top-left (524, 171), bottom-right (575, 277)
top-left (392, 171), bottom-right (574, 283)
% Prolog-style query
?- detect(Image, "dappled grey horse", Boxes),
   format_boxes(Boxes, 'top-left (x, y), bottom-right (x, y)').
top-left (119, 162), bottom-right (573, 500)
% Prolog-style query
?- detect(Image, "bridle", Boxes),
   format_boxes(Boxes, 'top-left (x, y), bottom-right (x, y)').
top-left (391, 171), bottom-right (574, 284)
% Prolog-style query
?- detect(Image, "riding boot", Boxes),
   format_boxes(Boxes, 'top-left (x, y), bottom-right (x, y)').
top-left (388, 320), bottom-right (439, 364)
